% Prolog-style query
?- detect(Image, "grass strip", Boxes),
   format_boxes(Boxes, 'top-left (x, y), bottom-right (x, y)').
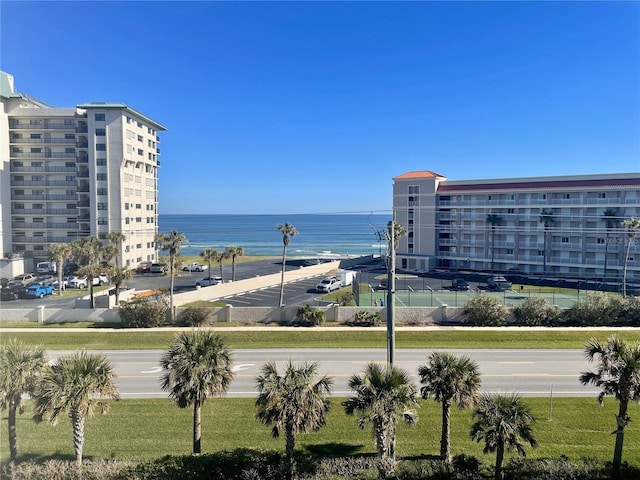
top-left (2, 397), bottom-right (638, 466)
top-left (0, 329), bottom-right (638, 350)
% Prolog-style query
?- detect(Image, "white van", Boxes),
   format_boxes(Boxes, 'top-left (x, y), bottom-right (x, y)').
top-left (37, 261), bottom-right (57, 274)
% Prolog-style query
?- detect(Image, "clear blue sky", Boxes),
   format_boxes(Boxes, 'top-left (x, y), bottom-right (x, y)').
top-left (2, 1), bottom-right (639, 215)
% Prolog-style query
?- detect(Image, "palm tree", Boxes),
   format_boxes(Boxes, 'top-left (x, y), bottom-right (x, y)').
top-left (106, 231), bottom-right (126, 267)
top-left (602, 209), bottom-right (620, 283)
top-left (470, 393), bottom-right (537, 480)
top-left (200, 247), bottom-right (220, 284)
top-left (255, 360), bottom-right (333, 480)
top-left (622, 218), bottom-right (640, 297)
top-left (418, 352), bottom-right (481, 463)
top-left (48, 243), bottom-right (72, 296)
top-left (342, 362), bottom-right (418, 476)
top-left (486, 214), bottom-right (504, 273)
top-left (108, 265), bottom-right (132, 305)
top-left (155, 230), bottom-right (188, 322)
top-left (0, 340), bottom-right (47, 462)
top-left (225, 246), bottom-right (244, 282)
top-left (33, 351), bottom-right (119, 466)
top-left (579, 335), bottom-right (640, 474)
top-left (277, 223), bottom-right (297, 307)
top-left (538, 209), bottom-right (555, 274)
top-left (72, 236), bottom-right (107, 309)
top-left (217, 249), bottom-right (230, 282)
top-left (161, 331), bottom-right (234, 454)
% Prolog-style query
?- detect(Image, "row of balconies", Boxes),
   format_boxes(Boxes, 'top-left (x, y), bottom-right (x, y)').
top-left (11, 180), bottom-right (77, 187)
top-left (10, 165), bottom-right (76, 173)
top-left (12, 222), bottom-right (79, 229)
top-left (11, 208), bottom-right (78, 215)
top-left (10, 152), bottom-right (76, 159)
top-left (438, 198), bottom-right (640, 207)
top-left (10, 137), bottom-right (77, 145)
top-left (12, 236), bottom-right (78, 243)
top-left (11, 194), bottom-right (76, 201)
top-left (9, 121), bottom-right (76, 130)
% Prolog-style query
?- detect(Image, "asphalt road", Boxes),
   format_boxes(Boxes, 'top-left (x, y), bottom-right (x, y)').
top-left (47, 348), bottom-right (600, 399)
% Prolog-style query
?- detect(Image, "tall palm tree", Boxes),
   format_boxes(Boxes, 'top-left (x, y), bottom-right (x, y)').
top-left (161, 331), bottom-right (234, 454)
top-left (538, 209), bottom-right (555, 274)
top-left (342, 362), bottom-right (418, 475)
top-left (602, 209), bottom-right (620, 283)
top-left (155, 230), bottom-right (188, 322)
top-left (225, 246), bottom-right (244, 282)
top-left (217, 249), bottom-right (230, 282)
top-left (255, 360), bottom-right (333, 480)
top-left (106, 231), bottom-right (126, 267)
top-left (277, 223), bottom-right (297, 307)
top-left (72, 236), bottom-right (107, 309)
top-left (200, 247), bottom-right (220, 284)
top-left (486, 214), bottom-right (504, 273)
top-left (0, 340), bottom-right (47, 462)
top-left (48, 242), bottom-right (72, 296)
top-left (579, 335), bottom-right (640, 474)
top-left (470, 393), bottom-right (537, 480)
top-left (33, 351), bottom-right (119, 466)
top-left (418, 352), bottom-right (481, 463)
top-left (108, 265), bottom-right (132, 305)
top-left (622, 218), bottom-right (640, 297)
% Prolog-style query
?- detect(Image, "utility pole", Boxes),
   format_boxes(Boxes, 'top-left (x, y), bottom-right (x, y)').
top-left (386, 214), bottom-right (396, 365)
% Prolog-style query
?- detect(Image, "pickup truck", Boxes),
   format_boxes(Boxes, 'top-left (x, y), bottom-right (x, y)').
top-left (486, 276), bottom-right (512, 291)
top-left (316, 276), bottom-right (342, 293)
top-left (183, 263), bottom-right (208, 272)
top-left (68, 274), bottom-right (109, 289)
top-left (24, 284), bottom-right (55, 299)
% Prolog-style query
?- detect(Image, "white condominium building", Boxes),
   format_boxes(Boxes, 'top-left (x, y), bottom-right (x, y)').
top-left (392, 171), bottom-right (640, 283)
top-left (0, 71), bottom-right (166, 270)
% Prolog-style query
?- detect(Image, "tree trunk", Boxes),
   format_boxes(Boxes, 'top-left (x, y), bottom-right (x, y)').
top-left (89, 282), bottom-right (95, 309)
top-left (115, 281), bottom-right (121, 305)
top-left (57, 262), bottom-right (64, 296)
top-left (193, 400), bottom-right (202, 454)
top-left (232, 260), bottom-right (237, 282)
top-left (441, 400), bottom-right (452, 463)
top-left (71, 409), bottom-right (85, 466)
top-left (285, 423), bottom-right (295, 480)
top-left (169, 253), bottom-right (175, 323)
top-left (8, 401), bottom-right (17, 461)
top-left (219, 262), bottom-right (224, 283)
top-left (494, 443), bottom-right (504, 480)
top-left (612, 399), bottom-right (629, 474)
top-left (279, 246), bottom-right (287, 307)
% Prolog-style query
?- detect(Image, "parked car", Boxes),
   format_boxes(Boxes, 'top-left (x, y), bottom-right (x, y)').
top-left (25, 284), bottom-right (55, 299)
top-left (13, 273), bottom-right (37, 285)
top-left (36, 275), bottom-right (56, 286)
top-left (52, 276), bottom-right (73, 289)
top-left (1, 277), bottom-right (10, 288)
top-left (68, 276), bottom-right (88, 289)
top-left (136, 261), bottom-right (153, 273)
top-left (183, 263), bottom-right (208, 272)
top-left (449, 278), bottom-right (470, 291)
top-left (195, 277), bottom-right (221, 287)
top-left (1, 283), bottom-right (27, 301)
top-left (486, 275), bottom-right (512, 291)
top-left (316, 276), bottom-right (342, 293)
top-left (150, 263), bottom-right (168, 273)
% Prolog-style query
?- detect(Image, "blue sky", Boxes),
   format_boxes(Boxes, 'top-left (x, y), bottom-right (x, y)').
top-left (2, 1), bottom-right (639, 215)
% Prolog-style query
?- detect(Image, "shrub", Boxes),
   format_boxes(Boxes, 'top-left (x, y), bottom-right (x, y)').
top-left (335, 291), bottom-right (355, 306)
top-left (178, 306), bottom-right (213, 326)
top-left (462, 295), bottom-right (508, 326)
top-left (294, 304), bottom-right (325, 327)
top-left (346, 310), bottom-right (381, 327)
top-left (513, 297), bottom-right (560, 326)
top-left (119, 297), bottom-right (169, 328)
top-left (1, 459), bottom-right (137, 480)
top-left (562, 292), bottom-right (626, 327)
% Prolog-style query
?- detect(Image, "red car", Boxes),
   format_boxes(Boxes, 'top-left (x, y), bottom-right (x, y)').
top-left (136, 261), bottom-right (153, 273)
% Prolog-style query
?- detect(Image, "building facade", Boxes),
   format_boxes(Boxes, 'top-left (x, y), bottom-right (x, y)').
top-left (392, 171), bottom-right (640, 284)
top-left (0, 71), bottom-right (166, 270)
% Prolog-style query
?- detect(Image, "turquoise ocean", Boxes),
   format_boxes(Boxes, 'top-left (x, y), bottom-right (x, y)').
top-left (158, 214), bottom-right (391, 258)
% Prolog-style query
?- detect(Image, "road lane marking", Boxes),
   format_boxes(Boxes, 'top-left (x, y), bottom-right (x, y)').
top-left (140, 366), bottom-right (163, 374)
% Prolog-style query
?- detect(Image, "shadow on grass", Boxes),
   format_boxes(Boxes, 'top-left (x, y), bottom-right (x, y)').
top-left (303, 442), bottom-right (365, 456)
top-left (401, 453), bottom-right (444, 461)
top-left (17, 451), bottom-right (75, 463)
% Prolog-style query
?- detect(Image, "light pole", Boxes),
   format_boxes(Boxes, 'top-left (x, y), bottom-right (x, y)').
top-left (386, 217), bottom-right (396, 365)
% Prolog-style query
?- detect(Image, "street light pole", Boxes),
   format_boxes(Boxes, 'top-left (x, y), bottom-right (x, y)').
top-left (386, 215), bottom-right (396, 365)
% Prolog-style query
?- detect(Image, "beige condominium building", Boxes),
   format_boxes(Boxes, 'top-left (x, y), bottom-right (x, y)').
top-left (392, 170), bottom-right (640, 284)
top-left (0, 71), bottom-right (166, 271)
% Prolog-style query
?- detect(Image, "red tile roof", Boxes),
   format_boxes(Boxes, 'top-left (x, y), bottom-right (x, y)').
top-left (393, 170), bottom-right (446, 180)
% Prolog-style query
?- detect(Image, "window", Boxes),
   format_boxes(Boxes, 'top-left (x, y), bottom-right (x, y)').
top-left (14, 189), bottom-right (25, 195)
top-left (97, 203), bottom-right (108, 210)
top-left (31, 148), bottom-right (42, 153)
top-left (95, 113), bottom-right (105, 121)
top-left (136, 121), bottom-right (143, 127)
top-left (135, 203), bottom-right (141, 209)
top-left (32, 190), bottom-right (44, 195)
top-left (97, 173), bottom-right (107, 181)
top-left (125, 218), bottom-right (130, 224)
top-left (31, 162), bottom-right (42, 167)
top-left (563, 193), bottom-right (570, 199)
top-left (95, 128), bottom-right (106, 136)
top-left (506, 249), bottom-right (514, 255)
top-left (137, 149), bottom-right (143, 156)
top-left (14, 175), bottom-right (24, 181)
top-left (598, 192), bottom-right (606, 199)
top-left (126, 116), bottom-right (131, 124)
top-left (538, 250), bottom-right (544, 256)
top-left (33, 217), bottom-right (44, 223)
top-left (66, 176), bottom-right (76, 181)
top-left (408, 185), bottom-right (420, 195)
top-left (125, 203), bottom-right (130, 210)
top-left (137, 135), bottom-right (143, 142)
top-left (65, 148), bottom-right (75, 153)
top-left (507, 208), bottom-right (514, 214)
top-left (561, 237), bottom-right (569, 243)
top-left (96, 143), bottom-right (106, 151)
top-left (65, 161), bottom-right (75, 167)
top-left (96, 158), bottom-right (107, 166)
top-left (136, 243), bottom-right (142, 249)
top-left (136, 217), bottom-right (141, 223)
top-left (30, 133), bottom-right (42, 139)
top-left (65, 133), bottom-right (75, 139)
top-left (66, 190), bottom-right (75, 195)
top-left (97, 188), bottom-right (107, 195)
top-left (66, 204), bottom-right (75, 209)
top-left (14, 203), bottom-right (25, 210)
top-left (97, 218), bottom-right (108, 225)
top-left (597, 238), bottom-right (605, 244)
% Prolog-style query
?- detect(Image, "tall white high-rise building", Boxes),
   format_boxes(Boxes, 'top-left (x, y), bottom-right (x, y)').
top-left (0, 71), bottom-right (166, 270)
top-left (392, 170), bottom-right (640, 284)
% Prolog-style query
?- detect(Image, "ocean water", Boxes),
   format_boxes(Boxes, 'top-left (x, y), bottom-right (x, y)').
top-left (158, 214), bottom-right (391, 257)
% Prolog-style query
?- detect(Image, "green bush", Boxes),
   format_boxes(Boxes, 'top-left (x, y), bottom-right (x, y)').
top-left (462, 295), bottom-right (508, 326)
top-left (178, 306), bottom-right (213, 326)
top-left (335, 291), bottom-right (356, 306)
top-left (118, 297), bottom-right (169, 328)
top-left (346, 310), bottom-right (382, 327)
top-left (562, 292), bottom-right (627, 327)
top-left (513, 297), bottom-right (561, 326)
top-left (1, 459), bottom-right (136, 480)
top-left (294, 304), bottom-right (325, 327)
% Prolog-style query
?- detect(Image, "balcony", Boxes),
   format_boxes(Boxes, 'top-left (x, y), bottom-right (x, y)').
top-left (10, 165), bottom-right (76, 173)
top-left (12, 222), bottom-right (79, 229)
top-left (9, 121), bottom-right (76, 130)
top-left (10, 137), bottom-right (76, 145)
top-left (77, 185), bottom-right (90, 192)
top-left (10, 152), bottom-right (76, 159)
top-left (76, 141), bottom-right (89, 148)
top-left (76, 126), bottom-right (88, 133)
top-left (77, 169), bottom-right (90, 178)
top-left (12, 236), bottom-right (75, 243)
top-left (11, 194), bottom-right (77, 201)
top-left (12, 208), bottom-right (78, 215)
top-left (11, 180), bottom-right (77, 187)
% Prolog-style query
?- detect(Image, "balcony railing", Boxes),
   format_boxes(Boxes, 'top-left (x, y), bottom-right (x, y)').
top-left (11, 208), bottom-right (78, 215)
top-left (12, 222), bottom-right (79, 229)
top-left (12, 236), bottom-right (75, 243)
top-left (9, 122), bottom-right (76, 130)
top-left (77, 170), bottom-right (89, 178)
top-left (10, 152), bottom-right (76, 159)
top-left (11, 180), bottom-right (77, 187)
top-left (11, 194), bottom-right (76, 201)
top-left (10, 166), bottom-right (76, 173)
top-left (10, 137), bottom-right (76, 145)
top-left (76, 126), bottom-right (88, 133)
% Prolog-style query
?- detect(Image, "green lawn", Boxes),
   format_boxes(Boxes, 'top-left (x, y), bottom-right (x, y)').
top-left (2, 398), bottom-right (638, 466)
top-left (1, 329), bottom-right (639, 350)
